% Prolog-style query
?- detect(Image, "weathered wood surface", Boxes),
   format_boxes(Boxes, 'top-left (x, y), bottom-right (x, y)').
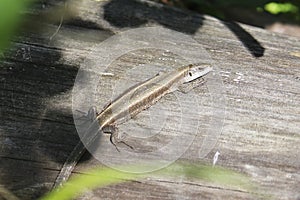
top-left (0, 0), bottom-right (299, 199)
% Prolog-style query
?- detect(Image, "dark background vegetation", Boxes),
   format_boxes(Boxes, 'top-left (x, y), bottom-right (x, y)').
top-left (154, 0), bottom-right (300, 36)
top-left (1, 0), bottom-right (300, 53)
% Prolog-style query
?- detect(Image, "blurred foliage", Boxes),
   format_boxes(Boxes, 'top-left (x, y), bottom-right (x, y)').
top-left (264, 2), bottom-right (299, 14)
top-left (158, 0), bottom-right (300, 22)
top-left (41, 162), bottom-right (258, 200)
top-left (0, 0), bottom-right (33, 54)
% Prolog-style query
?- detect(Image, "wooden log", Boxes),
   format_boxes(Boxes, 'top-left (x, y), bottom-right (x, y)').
top-left (0, 0), bottom-right (299, 199)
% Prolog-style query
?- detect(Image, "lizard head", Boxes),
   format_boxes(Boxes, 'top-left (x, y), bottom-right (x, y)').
top-left (183, 63), bottom-right (213, 83)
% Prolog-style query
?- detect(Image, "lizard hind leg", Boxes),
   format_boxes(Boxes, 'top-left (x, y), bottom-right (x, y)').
top-left (115, 133), bottom-right (134, 150)
top-left (103, 126), bottom-right (134, 151)
top-left (110, 133), bottom-right (120, 152)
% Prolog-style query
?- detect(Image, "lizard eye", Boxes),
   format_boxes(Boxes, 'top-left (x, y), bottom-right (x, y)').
top-left (189, 72), bottom-right (193, 76)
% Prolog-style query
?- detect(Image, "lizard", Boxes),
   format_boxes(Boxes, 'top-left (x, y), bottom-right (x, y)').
top-left (52, 64), bottom-right (212, 189)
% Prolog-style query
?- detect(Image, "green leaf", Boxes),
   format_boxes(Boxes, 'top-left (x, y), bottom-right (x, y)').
top-left (264, 2), bottom-right (299, 14)
top-left (0, 0), bottom-right (31, 53)
top-left (41, 162), bottom-right (257, 200)
top-left (41, 167), bottom-right (139, 200)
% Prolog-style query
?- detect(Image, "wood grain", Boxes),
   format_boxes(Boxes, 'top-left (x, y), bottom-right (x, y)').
top-left (0, 0), bottom-right (299, 199)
